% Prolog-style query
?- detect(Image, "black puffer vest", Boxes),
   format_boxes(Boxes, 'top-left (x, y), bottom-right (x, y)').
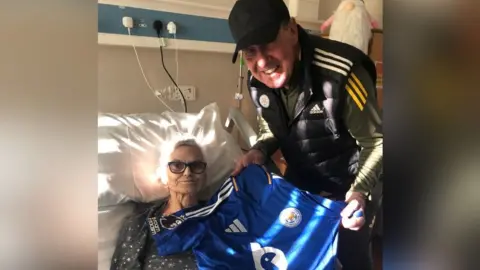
top-left (248, 26), bottom-right (376, 195)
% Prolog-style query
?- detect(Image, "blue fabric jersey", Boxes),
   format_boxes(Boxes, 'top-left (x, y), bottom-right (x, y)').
top-left (148, 164), bottom-right (346, 270)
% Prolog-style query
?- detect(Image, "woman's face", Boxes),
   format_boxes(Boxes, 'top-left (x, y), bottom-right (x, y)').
top-left (166, 145), bottom-right (207, 195)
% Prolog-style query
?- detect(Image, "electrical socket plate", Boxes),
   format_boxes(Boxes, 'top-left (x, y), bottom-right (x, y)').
top-left (169, 85), bottom-right (196, 101)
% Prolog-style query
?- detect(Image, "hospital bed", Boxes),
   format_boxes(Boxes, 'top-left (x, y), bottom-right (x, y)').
top-left (97, 103), bottom-right (262, 270)
top-left (97, 104), bottom-right (382, 270)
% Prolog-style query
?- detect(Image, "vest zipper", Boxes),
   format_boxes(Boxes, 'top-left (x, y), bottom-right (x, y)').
top-left (285, 93), bottom-right (289, 121)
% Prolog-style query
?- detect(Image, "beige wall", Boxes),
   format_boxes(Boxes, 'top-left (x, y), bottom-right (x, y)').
top-left (98, 45), bottom-right (258, 147)
top-left (318, 0), bottom-right (341, 21)
top-left (365, 0), bottom-right (383, 29)
top-left (99, 46), bottom-right (257, 118)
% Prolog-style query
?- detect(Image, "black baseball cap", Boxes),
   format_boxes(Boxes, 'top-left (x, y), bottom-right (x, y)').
top-left (228, 0), bottom-right (291, 63)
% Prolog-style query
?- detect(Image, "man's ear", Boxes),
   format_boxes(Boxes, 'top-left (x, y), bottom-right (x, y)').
top-left (288, 18), bottom-right (298, 33)
top-left (287, 18), bottom-right (298, 43)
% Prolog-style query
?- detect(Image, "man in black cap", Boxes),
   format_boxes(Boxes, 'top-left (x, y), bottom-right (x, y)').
top-left (228, 0), bottom-right (383, 269)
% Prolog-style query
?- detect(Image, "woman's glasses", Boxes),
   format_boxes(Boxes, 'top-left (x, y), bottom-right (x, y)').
top-left (167, 161), bottom-right (207, 174)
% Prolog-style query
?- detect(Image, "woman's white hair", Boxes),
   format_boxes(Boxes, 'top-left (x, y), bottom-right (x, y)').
top-left (173, 139), bottom-right (203, 152)
top-left (157, 138), bottom-right (205, 184)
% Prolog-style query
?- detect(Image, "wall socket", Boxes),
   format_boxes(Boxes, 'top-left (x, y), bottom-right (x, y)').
top-left (170, 85), bottom-right (196, 101)
top-left (155, 85), bottom-right (196, 101)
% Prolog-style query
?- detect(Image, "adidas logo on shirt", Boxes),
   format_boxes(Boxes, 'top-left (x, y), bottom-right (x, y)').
top-left (225, 219), bottom-right (247, 233)
top-left (309, 104), bottom-right (323, 115)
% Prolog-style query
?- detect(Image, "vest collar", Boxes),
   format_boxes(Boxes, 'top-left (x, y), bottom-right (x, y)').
top-left (290, 26), bottom-right (315, 123)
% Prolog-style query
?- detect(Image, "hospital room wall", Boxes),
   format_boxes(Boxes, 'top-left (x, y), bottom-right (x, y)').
top-left (98, 45), bottom-right (258, 146)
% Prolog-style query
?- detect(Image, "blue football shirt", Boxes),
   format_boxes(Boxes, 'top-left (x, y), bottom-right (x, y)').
top-left (148, 164), bottom-right (346, 270)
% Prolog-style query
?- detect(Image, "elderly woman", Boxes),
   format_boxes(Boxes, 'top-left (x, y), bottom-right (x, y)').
top-left (110, 139), bottom-right (208, 270)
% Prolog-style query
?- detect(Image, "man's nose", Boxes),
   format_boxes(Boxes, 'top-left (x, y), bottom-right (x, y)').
top-left (255, 49), bottom-right (269, 69)
top-left (257, 57), bottom-right (268, 69)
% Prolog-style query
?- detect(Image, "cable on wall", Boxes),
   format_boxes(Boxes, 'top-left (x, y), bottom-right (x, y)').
top-left (126, 27), bottom-right (175, 112)
top-left (153, 20), bottom-right (187, 113)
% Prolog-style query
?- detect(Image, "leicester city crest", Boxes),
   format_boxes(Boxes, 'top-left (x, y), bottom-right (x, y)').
top-left (258, 94), bottom-right (270, 108)
top-left (279, 208), bottom-right (302, 228)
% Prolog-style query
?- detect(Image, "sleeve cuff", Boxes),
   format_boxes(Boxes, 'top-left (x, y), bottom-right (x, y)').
top-left (251, 138), bottom-right (279, 157)
top-left (251, 143), bottom-right (269, 158)
top-left (348, 186), bottom-right (370, 198)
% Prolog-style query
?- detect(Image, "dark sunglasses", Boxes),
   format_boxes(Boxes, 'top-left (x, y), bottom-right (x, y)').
top-left (167, 161), bottom-right (207, 174)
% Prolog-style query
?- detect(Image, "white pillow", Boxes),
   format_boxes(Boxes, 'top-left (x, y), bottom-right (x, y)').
top-left (98, 103), bottom-right (242, 206)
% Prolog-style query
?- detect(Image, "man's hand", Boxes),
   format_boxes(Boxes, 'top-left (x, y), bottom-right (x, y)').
top-left (340, 191), bottom-right (367, 231)
top-left (231, 149), bottom-right (266, 176)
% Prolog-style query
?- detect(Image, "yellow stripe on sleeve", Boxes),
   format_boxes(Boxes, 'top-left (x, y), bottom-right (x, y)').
top-left (351, 73), bottom-right (368, 97)
top-left (346, 85), bottom-right (365, 111)
top-left (348, 78), bottom-right (367, 104)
